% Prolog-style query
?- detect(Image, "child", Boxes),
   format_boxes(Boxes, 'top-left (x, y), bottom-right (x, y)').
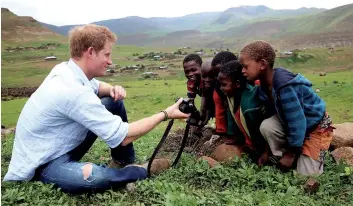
top-left (183, 54), bottom-right (210, 132)
top-left (216, 60), bottom-right (267, 165)
top-left (183, 54), bottom-right (203, 99)
top-left (198, 59), bottom-right (215, 127)
top-left (208, 52), bottom-right (238, 139)
top-left (239, 40), bottom-right (333, 175)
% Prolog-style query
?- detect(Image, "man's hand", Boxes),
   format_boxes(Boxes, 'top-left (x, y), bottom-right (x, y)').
top-left (110, 85), bottom-right (126, 101)
top-left (164, 98), bottom-right (191, 119)
top-left (278, 152), bottom-right (296, 172)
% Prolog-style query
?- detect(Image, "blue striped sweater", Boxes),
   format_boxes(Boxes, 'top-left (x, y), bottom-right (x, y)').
top-left (258, 68), bottom-right (326, 148)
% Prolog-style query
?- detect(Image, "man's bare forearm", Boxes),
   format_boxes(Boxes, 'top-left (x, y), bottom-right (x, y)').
top-left (121, 112), bottom-right (165, 145)
top-left (98, 81), bottom-right (112, 97)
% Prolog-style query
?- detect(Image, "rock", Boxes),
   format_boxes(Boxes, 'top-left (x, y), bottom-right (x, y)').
top-left (199, 156), bottom-right (219, 168)
top-left (210, 143), bottom-right (243, 162)
top-left (331, 147), bottom-right (353, 167)
top-left (304, 178), bottom-right (320, 193)
top-left (1, 127), bottom-right (15, 138)
top-left (125, 183), bottom-right (136, 193)
top-left (319, 72), bottom-right (326, 76)
top-left (331, 123), bottom-right (353, 149)
top-left (184, 147), bottom-right (193, 153)
top-left (148, 158), bottom-right (172, 176)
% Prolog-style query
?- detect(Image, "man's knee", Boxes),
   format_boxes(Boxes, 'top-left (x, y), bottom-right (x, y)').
top-left (82, 163), bottom-right (93, 181)
top-left (101, 97), bottom-right (126, 114)
top-left (101, 97), bottom-right (124, 108)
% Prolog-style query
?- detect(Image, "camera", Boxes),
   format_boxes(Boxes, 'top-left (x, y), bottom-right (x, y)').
top-left (178, 98), bottom-right (200, 126)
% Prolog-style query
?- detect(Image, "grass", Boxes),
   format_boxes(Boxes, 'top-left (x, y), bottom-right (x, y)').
top-left (2, 133), bottom-right (353, 205)
top-left (1, 43), bottom-right (353, 205)
top-left (274, 47), bottom-right (353, 72)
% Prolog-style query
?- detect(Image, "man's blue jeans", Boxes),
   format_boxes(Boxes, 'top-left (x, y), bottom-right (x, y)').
top-left (34, 97), bottom-right (148, 194)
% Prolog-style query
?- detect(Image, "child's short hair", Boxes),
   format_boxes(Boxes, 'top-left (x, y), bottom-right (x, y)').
top-left (240, 40), bottom-right (276, 68)
top-left (212, 51), bottom-right (238, 67)
top-left (183, 54), bottom-right (202, 66)
top-left (219, 60), bottom-right (246, 85)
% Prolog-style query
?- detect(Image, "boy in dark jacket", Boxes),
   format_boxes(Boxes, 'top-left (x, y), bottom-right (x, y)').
top-left (239, 40), bottom-right (333, 175)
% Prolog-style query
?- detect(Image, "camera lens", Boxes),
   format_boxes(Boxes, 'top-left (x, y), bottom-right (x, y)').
top-left (179, 103), bottom-right (187, 113)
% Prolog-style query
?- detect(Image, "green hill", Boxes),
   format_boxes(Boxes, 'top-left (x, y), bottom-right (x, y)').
top-left (1, 8), bottom-right (65, 48)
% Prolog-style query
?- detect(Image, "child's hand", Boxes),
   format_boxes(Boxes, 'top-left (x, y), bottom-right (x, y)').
top-left (204, 134), bottom-right (220, 146)
top-left (278, 153), bottom-right (296, 171)
top-left (257, 151), bottom-right (269, 167)
top-left (198, 114), bottom-right (209, 128)
top-left (223, 136), bottom-right (237, 145)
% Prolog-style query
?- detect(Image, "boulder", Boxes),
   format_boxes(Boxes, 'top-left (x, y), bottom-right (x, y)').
top-left (199, 156), bottom-right (219, 168)
top-left (331, 123), bottom-right (353, 149)
top-left (304, 178), bottom-right (320, 194)
top-left (148, 158), bottom-right (172, 176)
top-left (331, 147), bottom-right (353, 167)
top-left (319, 72), bottom-right (326, 76)
top-left (125, 183), bottom-right (136, 193)
top-left (210, 143), bottom-right (243, 162)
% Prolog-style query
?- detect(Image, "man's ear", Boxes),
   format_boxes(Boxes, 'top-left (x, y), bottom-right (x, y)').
top-left (260, 59), bottom-right (268, 70)
top-left (86, 47), bottom-right (94, 58)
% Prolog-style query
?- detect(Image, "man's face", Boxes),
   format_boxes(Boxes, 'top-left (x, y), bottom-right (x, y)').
top-left (218, 73), bottom-right (239, 97)
top-left (239, 54), bottom-right (262, 81)
top-left (89, 41), bottom-right (113, 77)
top-left (183, 60), bottom-right (201, 83)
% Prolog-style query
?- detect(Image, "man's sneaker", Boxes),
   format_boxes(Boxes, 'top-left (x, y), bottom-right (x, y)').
top-left (108, 160), bottom-right (127, 169)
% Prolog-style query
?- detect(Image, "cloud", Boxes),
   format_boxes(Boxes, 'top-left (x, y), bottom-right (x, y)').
top-left (2, 0), bottom-right (352, 26)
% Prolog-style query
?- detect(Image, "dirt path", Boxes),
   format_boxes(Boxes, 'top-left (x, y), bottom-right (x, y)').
top-left (1, 87), bottom-right (38, 101)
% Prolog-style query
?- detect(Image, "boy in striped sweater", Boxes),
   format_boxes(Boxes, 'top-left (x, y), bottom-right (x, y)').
top-left (239, 40), bottom-right (333, 175)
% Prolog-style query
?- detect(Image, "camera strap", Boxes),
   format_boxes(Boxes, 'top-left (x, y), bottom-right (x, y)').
top-left (147, 119), bottom-right (191, 177)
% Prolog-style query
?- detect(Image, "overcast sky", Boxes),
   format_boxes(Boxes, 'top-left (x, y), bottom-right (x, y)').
top-left (2, 0), bottom-right (352, 26)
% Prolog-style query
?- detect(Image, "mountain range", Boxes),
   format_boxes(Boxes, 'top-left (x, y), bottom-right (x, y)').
top-left (2, 4), bottom-right (353, 49)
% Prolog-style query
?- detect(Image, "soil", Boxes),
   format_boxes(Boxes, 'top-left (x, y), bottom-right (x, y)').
top-left (1, 87), bottom-right (38, 101)
top-left (155, 126), bottom-right (225, 160)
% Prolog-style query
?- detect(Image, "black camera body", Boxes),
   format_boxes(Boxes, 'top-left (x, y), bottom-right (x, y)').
top-left (178, 98), bottom-right (200, 126)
